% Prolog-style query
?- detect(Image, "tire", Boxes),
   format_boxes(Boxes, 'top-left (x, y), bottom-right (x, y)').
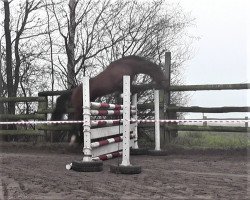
top-left (148, 149), bottom-right (169, 156)
top-left (110, 164), bottom-right (141, 174)
top-left (71, 160), bottom-right (103, 172)
top-left (130, 148), bottom-right (148, 155)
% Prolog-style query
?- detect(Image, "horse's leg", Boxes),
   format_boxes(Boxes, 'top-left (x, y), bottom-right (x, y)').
top-left (69, 110), bottom-right (83, 146)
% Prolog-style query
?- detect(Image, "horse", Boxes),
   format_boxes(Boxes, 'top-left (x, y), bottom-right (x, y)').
top-left (51, 55), bottom-right (168, 143)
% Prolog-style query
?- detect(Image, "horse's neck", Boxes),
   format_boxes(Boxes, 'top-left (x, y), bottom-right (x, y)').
top-left (139, 62), bottom-right (164, 81)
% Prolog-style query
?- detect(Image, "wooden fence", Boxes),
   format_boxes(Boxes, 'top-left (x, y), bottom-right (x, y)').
top-left (0, 52), bottom-right (249, 144)
top-left (0, 96), bottom-right (47, 136)
top-left (141, 52), bottom-right (250, 143)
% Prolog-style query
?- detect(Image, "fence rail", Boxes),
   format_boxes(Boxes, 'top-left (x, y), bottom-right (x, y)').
top-left (38, 90), bottom-right (68, 97)
top-left (0, 97), bottom-right (45, 102)
top-left (137, 104), bottom-right (250, 113)
top-left (165, 106), bottom-right (250, 113)
top-left (138, 124), bottom-right (249, 132)
top-left (0, 52), bottom-right (249, 144)
top-left (0, 114), bottom-right (46, 120)
top-left (132, 83), bottom-right (250, 93)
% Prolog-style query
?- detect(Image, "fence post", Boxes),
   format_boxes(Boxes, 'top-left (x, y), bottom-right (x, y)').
top-left (245, 116), bottom-right (248, 127)
top-left (203, 116), bottom-right (208, 126)
top-left (37, 96), bottom-right (48, 142)
top-left (160, 52), bottom-right (171, 144)
top-left (167, 104), bottom-right (177, 139)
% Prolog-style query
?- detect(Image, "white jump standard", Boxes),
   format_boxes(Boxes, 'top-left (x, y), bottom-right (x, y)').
top-left (109, 76), bottom-right (141, 174)
top-left (70, 76), bottom-right (103, 172)
top-left (70, 76), bottom-right (141, 174)
top-left (147, 89), bottom-right (169, 156)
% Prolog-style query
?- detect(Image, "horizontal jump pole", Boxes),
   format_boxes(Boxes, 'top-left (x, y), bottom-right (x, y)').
top-left (91, 120), bottom-right (136, 127)
top-left (90, 109), bottom-right (136, 116)
top-left (91, 134), bottom-right (135, 157)
top-left (0, 119), bottom-right (249, 126)
top-left (91, 133), bottom-right (135, 148)
top-left (91, 102), bottom-right (136, 110)
top-left (93, 151), bottom-right (122, 161)
top-left (91, 123), bottom-right (136, 139)
top-left (91, 120), bottom-right (122, 127)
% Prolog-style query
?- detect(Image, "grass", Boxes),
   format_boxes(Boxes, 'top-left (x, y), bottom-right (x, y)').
top-left (170, 131), bottom-right (249, 149)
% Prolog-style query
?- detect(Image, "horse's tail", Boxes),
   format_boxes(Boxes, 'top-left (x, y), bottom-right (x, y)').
top-left (51, 90), bottom-right (72, 121)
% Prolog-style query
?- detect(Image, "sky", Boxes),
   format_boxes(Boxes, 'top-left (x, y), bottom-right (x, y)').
top-left (175, 0), bottom-right (249, 119)
top-left (0, 0), bottom-right (248, 120)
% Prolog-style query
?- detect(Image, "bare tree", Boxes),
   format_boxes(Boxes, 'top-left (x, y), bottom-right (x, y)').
top-left (1, 0), bottom-right (196, 110)
top-left (3, 0), bottom-right (14, 114)
top-left (49, 0), bottom-right (195, 89)
top-left (2, 0), bottom-right (50, 113)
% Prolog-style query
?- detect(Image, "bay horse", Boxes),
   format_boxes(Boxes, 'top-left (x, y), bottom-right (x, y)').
top-left (51, 56), bottom-right (168, 143)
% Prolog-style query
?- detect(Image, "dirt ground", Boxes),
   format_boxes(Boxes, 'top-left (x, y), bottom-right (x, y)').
top-left (0, 142), bottom-right (249, 200)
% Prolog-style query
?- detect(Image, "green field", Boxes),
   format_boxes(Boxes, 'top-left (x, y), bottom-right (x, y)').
top-left (170, 131), bottom-right (249, 149)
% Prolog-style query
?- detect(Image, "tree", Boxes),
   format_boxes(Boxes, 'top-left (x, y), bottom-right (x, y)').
top-left (3, 0), bottom-right (14, 114)
top-left (2, 0), bottom-right (48, 114)
top-left (49, 0), bottom-right (195, 92)
top-left (1, 0), bottom-right (196, 110)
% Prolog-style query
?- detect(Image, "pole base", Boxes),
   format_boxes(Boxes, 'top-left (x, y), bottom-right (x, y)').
top-left (67, 160), bottom-right (103, 172)
top-left (110, 164), bottom-right (141, 174)
top-left (148, 149), bottom-right (169, 156)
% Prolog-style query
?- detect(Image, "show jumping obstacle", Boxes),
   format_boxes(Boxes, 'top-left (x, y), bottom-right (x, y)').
top-left (50, 56), bottom-right (168, 143)
top-left (67, 75), bottom-right (164, 173)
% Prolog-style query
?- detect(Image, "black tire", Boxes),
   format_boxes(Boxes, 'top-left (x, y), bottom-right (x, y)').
top-left (130, 148), bottom-right (148, 155)
top-left (148, 149), bottom-right (169, 156)
top-left (110, 164), bottom-right (142, 174)
top-left (71, 160), bottom-right (103, 172)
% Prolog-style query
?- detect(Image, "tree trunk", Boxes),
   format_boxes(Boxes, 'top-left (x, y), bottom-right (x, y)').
top-left (0, 38), bottom-right (4, 115)
top-left (66, 0), bottom-right (77, 88)
top-left (3, 0), bottom-right (15, 115)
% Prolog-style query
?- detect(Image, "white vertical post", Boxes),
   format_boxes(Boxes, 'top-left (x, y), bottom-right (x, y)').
top-left (154, 89), bottom-right (161, 151)
top-left (82, 77), bottom-right (92, 162)
top-left (132, 93), bottom-right (138, 149)
top-left (121, 76), bottom-right (131, 166)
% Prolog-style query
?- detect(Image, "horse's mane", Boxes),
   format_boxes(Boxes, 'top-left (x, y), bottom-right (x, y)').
top-left (117, 55), bottom-right (161, 69)
top-left (120, 55), bottom-right (151, 62)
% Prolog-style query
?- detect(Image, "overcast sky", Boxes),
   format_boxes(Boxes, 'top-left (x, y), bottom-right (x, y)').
top-left (175, 0), bottom-right (249, 119)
